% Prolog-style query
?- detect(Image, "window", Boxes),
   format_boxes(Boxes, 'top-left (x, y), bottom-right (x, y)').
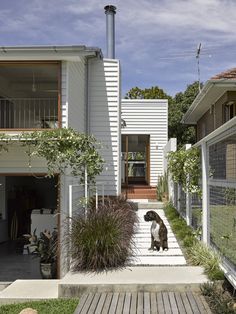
top-left (224, 101), bottom-right (236, 123)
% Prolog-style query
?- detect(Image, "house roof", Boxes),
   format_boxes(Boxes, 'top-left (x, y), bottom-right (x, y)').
top-left (182, 68), bottom-right (236, 125)
top-left (0, 45), bottom-right (103, 61)
top-left (211, 68), bottom-right (236, 80)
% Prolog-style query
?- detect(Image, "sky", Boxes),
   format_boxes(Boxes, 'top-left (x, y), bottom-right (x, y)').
top-left (0, 0), bottom-right (236, 97)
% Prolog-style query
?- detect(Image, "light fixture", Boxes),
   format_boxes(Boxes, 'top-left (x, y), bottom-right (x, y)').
top-left (121, 118), bottom-right (126, 128)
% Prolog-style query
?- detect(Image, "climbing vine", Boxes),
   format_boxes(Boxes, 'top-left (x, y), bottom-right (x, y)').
top-left (0, 128), bottom-right (104, 183)
top-left (167, 147), bottom-right (201, 194)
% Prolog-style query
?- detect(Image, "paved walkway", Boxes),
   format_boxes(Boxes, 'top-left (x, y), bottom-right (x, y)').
top-left (0, 201), bottom-right (208, 307)
top-left (74, 291), bottom-right (212, 314)
top-left (132, 206), bottom-right (186, 266)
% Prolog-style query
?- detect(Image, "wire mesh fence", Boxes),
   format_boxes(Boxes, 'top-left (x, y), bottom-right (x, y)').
top-left (168, 134), bottom-right (236, 272)
top-left (208, 134), bottom-right (236, 270)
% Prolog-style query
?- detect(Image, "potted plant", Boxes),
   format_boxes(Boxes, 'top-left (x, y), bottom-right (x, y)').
top-left (36, 229), bottom-right (58, 279)
top-left (26, 229), bottom-right (58, 279)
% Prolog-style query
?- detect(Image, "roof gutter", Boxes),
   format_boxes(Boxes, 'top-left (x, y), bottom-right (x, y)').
top-left (0, 45), bottom-right (103, 59)
top-left (181, 81), bottom-right (213, 124)
top-left (182, 79), bottom-right (236, 125)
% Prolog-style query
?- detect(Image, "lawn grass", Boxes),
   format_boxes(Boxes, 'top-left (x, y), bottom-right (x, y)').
top-left (210, 205), bottom-right (236, 265)
top-left (0, 298), bottom-right (79, 314)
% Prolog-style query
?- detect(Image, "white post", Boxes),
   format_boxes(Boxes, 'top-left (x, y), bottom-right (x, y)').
top-left (95, 185), bottom-right (98, 211)
top-left (68, 185), bottom-right (73, 269)
top-left (186, 185), bottom-right (192, 226)
top-left (177, 184), bottom-right (181, 213)
top-left (102, 183), bottom-right (105, 206)
top-left (201, 141), bottom-right (210, 244)
top-left (185, 144), bottom-right (192, 226)
top-left (85, 165), bottom-right (88, 217)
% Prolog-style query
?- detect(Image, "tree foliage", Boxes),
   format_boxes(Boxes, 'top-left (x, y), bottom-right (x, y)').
top-left (169, 81), bottom-right (202, 147)
top-left (125, 86), bottom-right (171, 101)
top-left (125, 82), bottom-right (202, 148)
top-left (167, 147), bottom-right (201, 194)
top-left (0, 128), bottom-right (104, 183)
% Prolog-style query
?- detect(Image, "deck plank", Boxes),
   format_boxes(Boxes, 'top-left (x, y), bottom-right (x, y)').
top-left (95, 293), bottom-right (107, 314)
top-left (192, 292), bottom-right (209, 314)
top-left (168, 291), bottom-right (179, 314)
top-left (74, 293), bottom-right (89, 314)
top-left (162, 292), bottom-right (172, 314)
top-left (80, 293), bottom-right (94, 314)
top-left (101, 293), bottom-right (113, 314)
top-left (74, 291), bottom-right (212, 314)
top-left (174, 292), bottom-right (186, 314)
top-left (156, 292), bottom-right (165, 314)
top-left (123, 292), bottom-right (132, 314)
top-left (137, 292), bottom-right (144, 314)
top-left (108, 292), bottom-right (119, 314)
top-left (181, 292), bottom-right (194, 314)
top-left (144, 292), bottom-right (151, 314)
top-left (150, 292), bottom-right (157, 314)
top-left (88, 293), bottom-right (101, 314)
top-left (186, 291), bottom-right (201, 314)
top-left (130, 292), bottom-right (138, 314)
top-left (116, 292), bottom-right (125, 314)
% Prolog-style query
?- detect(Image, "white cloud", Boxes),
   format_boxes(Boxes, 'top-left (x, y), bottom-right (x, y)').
top-left (0, 0), bottom-right (235, 94)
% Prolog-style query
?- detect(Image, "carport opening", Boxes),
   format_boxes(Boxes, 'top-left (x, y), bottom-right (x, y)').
top-left (0, 175), bottom-right (58, 281)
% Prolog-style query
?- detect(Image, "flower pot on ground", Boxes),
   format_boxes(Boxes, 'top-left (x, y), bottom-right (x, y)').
top-left (25, 229), bottom-right (58, 279)
top-left (36, 229), bottom-right (58, 279)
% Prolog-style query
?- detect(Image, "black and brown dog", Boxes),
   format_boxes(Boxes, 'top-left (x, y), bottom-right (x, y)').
top-left (144, 210), bottom-right (168, 251)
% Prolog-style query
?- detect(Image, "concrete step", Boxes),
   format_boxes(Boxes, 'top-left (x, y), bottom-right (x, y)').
top-left (134, 248), bottom-right (183, 256)
top-left (0, 280), bottom-right (59, 305)
top-left (127, 194), bottom-right (157, 199)
top-left (128, 201), bottom-right (164, 210)
top-left (136, 242), bottom-right (179, 249)
top-left (132, 256), bottom-right (187, 266)
top-left (58, 266), bottom-right (208, 297)
top-left (0, 282), bottom-right (11, 292)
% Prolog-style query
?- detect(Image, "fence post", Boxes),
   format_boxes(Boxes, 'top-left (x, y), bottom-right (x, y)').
top-left (201, 141), bottom-right (210, 244)
top-left (186, 186), bottom-right (192, 226)
top-left (84, 165), bottom-right (88, 218)
top-left (177, 184), bottom-right (181, 213)
top-left (185, 144), bottom-right (192, 226)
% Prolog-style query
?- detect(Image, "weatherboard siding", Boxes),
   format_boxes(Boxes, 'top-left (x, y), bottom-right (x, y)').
top-left (121, 99), bottom-right (168, 186)
top-left (61, 60), bottom-right (86, 131)
top-left (88, 58), bottom-right (121, 195)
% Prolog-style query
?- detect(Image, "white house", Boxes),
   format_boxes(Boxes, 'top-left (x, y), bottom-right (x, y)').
top-left (121, 99), bottom-right (168, 198)
top-left (0, 45), bottom-right (121, 277)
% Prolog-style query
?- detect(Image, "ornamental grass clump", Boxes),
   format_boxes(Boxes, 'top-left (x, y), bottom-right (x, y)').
top-left (187, 241), bottom-right (224, 281)
top-left (69, 197), bottom-right (138, 272)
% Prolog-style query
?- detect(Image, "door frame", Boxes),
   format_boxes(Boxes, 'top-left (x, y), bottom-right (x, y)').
top-left (122, 134), bottom-right (150, 187)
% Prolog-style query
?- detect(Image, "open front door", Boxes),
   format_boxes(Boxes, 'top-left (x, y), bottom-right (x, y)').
top-left (121, 135), bottom-right (150, 187)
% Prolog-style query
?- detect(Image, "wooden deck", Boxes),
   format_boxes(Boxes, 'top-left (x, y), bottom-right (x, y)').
top-left (74, 291), bottom-right (212, 314)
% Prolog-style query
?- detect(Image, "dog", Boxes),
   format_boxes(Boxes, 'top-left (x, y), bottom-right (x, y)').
top-left (144, 210), bottom-right (168, 251)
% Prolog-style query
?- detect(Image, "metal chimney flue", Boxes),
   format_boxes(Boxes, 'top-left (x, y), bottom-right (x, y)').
top-left (104, 5), bottom-right (116, 59)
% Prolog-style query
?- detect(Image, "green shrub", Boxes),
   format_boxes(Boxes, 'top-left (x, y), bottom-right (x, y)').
top-left (201, 282), bottom-right (236, 314)
top-left (69, 197), bottom-right (137, 272)
top-left (183, 235), bottom-right (197, 248)
top-left (164, 202), bottom-right (225, 281)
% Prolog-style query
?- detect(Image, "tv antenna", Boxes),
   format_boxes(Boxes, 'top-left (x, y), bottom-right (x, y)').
top-left (196, 43), bottom-right (201, 92)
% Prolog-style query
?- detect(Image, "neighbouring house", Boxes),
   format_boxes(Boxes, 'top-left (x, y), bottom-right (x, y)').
top-left (182, 68), bottom-right (236, 287)
top-left (121, 99), bottom-right (168, 199)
